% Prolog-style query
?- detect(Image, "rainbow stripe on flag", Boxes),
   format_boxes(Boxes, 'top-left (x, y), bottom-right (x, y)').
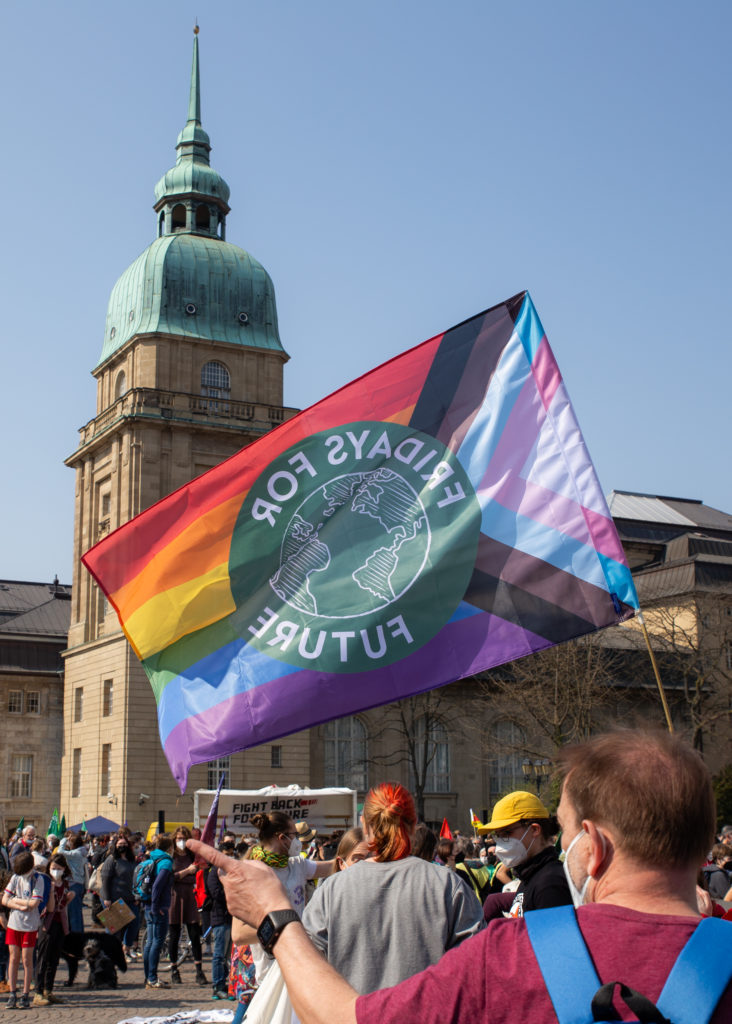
top-left (83, 292), bottom-right (638, 789)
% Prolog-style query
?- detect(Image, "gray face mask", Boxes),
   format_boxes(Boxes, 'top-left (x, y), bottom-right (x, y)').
top-left (287, 836), bottom-right (303, 857)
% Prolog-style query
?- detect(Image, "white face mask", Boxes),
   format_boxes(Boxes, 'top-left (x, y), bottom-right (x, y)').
top-left (562, 828), bottom-right (603, 908)
top-left (50, 868), bottom-right (64, 882)
top-left (287, 836), bottom-right (302, 857)
top-left (176, 840), bottom-right (186, 851)
top-left (494, 826), bottom-right (535, 869)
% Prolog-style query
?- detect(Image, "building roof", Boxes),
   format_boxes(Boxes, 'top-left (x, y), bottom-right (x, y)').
top-left (97, 31), bottom-right (284, 368)
top-left (608, 491), bottom-right (732, 533)
top-left (98, 233), bottom-right (283, 364)
top-left (0, 580), bottom-right (71, 639)
top-left (153, 31), bottom-right (230, 210)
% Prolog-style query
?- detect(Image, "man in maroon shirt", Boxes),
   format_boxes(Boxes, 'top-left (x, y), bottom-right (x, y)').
top-left (190, 730), bottom-right (732, 1024)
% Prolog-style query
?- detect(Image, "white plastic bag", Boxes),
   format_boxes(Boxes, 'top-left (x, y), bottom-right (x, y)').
top-left (245, 961), bottom-right (294, 1024)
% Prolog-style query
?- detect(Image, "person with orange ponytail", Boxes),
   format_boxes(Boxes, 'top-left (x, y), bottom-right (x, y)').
top-left (301, 782), bottom-right (483, 994)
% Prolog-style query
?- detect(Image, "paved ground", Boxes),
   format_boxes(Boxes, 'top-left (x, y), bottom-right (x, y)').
top-left (2, 945), bottom-right (236, 1024)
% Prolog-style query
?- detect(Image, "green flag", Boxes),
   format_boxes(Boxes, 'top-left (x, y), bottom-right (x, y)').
top-left (48, 808), bottom-right (59, 837)
top-left (81, 818), bottom-right (87, 833)
top-left (15, 816), bottom-right (24, 833)
top-left (59, 814), bottom-right (66, 835)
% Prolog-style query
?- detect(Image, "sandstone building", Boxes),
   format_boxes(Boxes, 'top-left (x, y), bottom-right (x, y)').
top-left (0, 579), bottom-right (70, 832)
top-left (59, 35), bottom-right (308, 829)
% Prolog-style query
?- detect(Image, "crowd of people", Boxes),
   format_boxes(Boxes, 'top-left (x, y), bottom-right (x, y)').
top-left (1, 728), bottom-right (731, 1018)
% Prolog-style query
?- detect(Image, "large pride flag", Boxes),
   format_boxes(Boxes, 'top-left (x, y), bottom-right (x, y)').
top-left (83, 291), bottom-right (639, 789)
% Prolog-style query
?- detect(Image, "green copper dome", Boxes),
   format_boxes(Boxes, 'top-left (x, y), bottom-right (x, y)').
top-left (97, 30), bottom-right (284, 368)
top-left (99, 234), bottom-right (282, 364)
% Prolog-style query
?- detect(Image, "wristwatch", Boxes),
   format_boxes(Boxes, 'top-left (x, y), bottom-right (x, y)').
top-left (257, 909), bottom-right (300, 954)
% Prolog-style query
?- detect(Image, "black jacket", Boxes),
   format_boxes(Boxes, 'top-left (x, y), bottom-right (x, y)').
top-left (205, 866), bottom-right (231, 928)
top-left (512, 845), bottom-right (572, 914)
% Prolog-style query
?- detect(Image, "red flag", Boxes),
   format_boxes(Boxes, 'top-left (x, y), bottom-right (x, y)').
top-left (440, 818), bottom-right (453, 840)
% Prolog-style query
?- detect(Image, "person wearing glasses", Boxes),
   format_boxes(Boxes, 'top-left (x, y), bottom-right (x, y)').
top-left (237, 812), bottom-right (334, 987)
top-left (478, 791), bottom-right (571, 920)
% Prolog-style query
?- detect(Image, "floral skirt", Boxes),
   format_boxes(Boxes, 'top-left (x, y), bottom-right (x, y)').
top-left (229, 943), bottom-right (257, 1006)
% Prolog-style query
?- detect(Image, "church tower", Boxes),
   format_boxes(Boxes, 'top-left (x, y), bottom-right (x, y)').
top-left (60, 32), bottom-right (312, 826)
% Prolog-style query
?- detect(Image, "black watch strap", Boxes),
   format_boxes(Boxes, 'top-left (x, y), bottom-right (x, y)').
top-left (257, 909), bottom-right (300, 954)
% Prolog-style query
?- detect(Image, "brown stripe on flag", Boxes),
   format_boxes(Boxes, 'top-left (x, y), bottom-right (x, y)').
top-left (464, 567), bottom-right (597, 644)
top-left (474, 533), bottom-right (628, 629)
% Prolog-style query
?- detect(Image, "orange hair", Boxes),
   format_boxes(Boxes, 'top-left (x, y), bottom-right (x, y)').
top-left (363, 782), bottom-right (416, 862)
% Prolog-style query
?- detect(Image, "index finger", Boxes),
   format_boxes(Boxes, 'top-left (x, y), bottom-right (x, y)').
top-left (187, 838), bottom-right (238, 873)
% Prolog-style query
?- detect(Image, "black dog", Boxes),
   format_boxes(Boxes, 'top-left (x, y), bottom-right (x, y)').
top-left (60, 931), bottom-right (127, 986)
top-left (84, 938), bottom-right (118, 990)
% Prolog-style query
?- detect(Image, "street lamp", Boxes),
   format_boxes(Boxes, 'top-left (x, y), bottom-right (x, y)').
top-left (521, 758), bottom-right (551, 797)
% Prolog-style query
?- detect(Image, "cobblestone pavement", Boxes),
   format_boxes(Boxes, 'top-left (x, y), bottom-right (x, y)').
top-left (1, 946), bottom-right (236, 1024)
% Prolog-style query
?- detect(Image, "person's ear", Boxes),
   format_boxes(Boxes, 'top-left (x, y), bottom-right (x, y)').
top-left (583, 820), bottom-right (611, 877)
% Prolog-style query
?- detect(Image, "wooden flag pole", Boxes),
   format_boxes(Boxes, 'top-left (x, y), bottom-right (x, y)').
top-left (637, 610), bottom-right (674, 733)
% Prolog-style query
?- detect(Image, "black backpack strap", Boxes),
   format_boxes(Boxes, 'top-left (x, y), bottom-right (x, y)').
top-left (592, 981), bottom-right (671, 1023)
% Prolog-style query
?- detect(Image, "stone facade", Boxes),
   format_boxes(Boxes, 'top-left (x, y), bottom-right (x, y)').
top-left (0, 581), bottom-right (70, 834)
top-left (59, 35), bottom-right (299, 831)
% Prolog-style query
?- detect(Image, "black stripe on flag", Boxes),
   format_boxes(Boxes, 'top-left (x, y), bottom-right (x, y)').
top-left (464, 567), bottom-right (598, 644)
top-left (409, 292), bottom-right (526, 440)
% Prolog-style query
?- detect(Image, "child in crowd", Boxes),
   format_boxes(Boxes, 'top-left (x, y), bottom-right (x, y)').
top-left (2, 851), bottom-right (45, 1009)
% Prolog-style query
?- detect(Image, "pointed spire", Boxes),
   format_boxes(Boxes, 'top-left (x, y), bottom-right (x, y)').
top-left (153, 27), bottom-right (231, 234)
top-left (172, 24), bottom-right (212, 166)
top-left (188, 25), bottom-right (201, 126)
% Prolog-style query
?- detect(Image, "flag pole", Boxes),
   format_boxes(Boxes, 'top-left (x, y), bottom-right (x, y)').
top-left (637, 610), bottom-right (674, 734)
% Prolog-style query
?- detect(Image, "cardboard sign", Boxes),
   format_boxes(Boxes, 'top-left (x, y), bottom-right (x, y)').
top-left (97, 899), bottom-right (136, 933)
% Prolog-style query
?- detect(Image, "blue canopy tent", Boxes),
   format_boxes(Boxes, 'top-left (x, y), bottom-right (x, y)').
top-left (67, 815), bottom-right (121, 835)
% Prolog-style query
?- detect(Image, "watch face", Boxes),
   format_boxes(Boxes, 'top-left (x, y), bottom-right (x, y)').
top-left (258, 918), bottom-right (276, 947)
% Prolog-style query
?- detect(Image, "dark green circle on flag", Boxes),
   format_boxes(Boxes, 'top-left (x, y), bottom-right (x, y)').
top-left (229, 421), bottom-right (481, 673)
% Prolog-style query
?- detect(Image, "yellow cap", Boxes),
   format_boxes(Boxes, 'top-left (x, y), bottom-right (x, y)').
top-left (478, 791), bottom-right (549, 833)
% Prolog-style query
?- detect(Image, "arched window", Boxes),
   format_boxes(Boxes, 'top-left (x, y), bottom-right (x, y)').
top-left (488, 721), bottom-right (526, 800)
top-left (201, 361), bottom-right (230, 397)
top-left (323, 716), bottom-right (368, 790)
top-left (115, 371), bottom-right (126, 399)
top-left (158, 212), bottom-right (165, 237)
top-left (201, 360), bottom-right (231, 413)
top-left (195, 204), bottom-right (211, 231)
top-left (172, 203), bottom-right (186, 231)
top-left (410, 715), bottom-right (450, 793)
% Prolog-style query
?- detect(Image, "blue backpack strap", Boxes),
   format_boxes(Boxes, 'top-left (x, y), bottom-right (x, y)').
top-left (656, 917), bottom-right (732, 1024)
top-left (525, 906), bottom-right (602, 1024)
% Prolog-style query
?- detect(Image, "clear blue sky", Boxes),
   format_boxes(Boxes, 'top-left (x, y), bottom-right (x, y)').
top-left (2, 1), bottom-right (730, 583)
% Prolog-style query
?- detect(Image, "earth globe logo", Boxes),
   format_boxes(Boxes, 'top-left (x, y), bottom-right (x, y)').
top-left (270, 467), bottom-right (430, 620)
top-left (229, 421), bottom-right (481, 674)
